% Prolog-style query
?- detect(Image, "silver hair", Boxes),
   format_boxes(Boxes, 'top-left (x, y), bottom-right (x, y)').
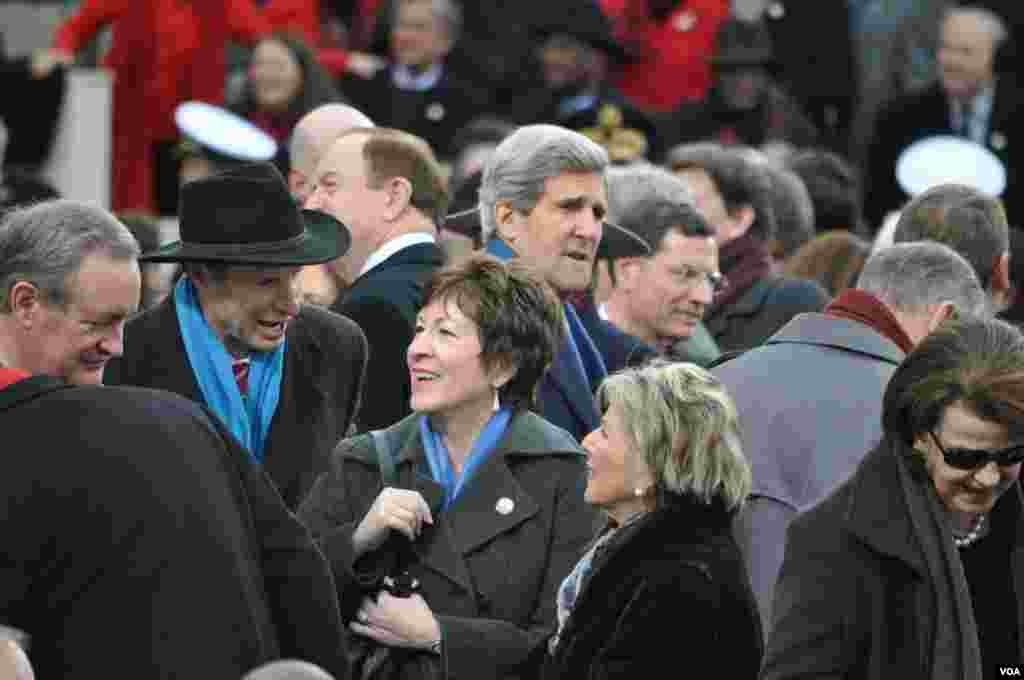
top-left (393, 0), bottom-right (463, 42)
top-left (856, 241), bottom-right (989, 317)
top-left (478, 124), bottom-right (609, 243)
top-left (763, 164), bottom-right (815, 259)
top-left (607, 164), bottom-right (694, 224)
top-left (606, 164), bottom-right (711, 250)
top-left (0, 199), bottom-right (139, 311)
top-left (944, 5), bottom-right (1010, 48)
top-left (597, 359), bottom-right (752, 510)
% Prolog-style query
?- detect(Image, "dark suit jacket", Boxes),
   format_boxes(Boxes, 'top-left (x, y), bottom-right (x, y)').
top-left (105, 290), bottom-right (368, 509)
top-left (0, 377), bottom-right (348, 679)
top-left (704, 274), bottom-right (831, 353)
top-left (331, 241), bottom-right (445, 433)
top-left (298, 410), bottom-right (600, 680)
top-left (865, 79), bottom-right (1021, 229)
top-left (572, 297), bottom-right (657, 372)
top-left (543, 493), bottom-right (763, 679)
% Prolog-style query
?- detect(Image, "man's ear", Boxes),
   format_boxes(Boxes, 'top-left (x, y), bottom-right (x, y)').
top-left (926, 301), bottom-right (957, 334)
top-left (987, 252), bottom-right (1013, 311)
top-left (383, 176), bottom-right (413, 221)
top-left (288, 169), bottom-right (306, 198)
top-left (613, 257), bottom-right (644, 290)
top-left (494, 201), bottom-right (523, 244)
top-left (7, 281), bottom-right (45, 328)
top-left (719, 204), bottom-right (755, 243)
top-left (993, 251), bottom-right (1011, 293)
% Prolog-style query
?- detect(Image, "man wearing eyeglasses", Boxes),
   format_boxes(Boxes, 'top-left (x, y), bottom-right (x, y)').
top-left (712, 241), bottom-right (990, 636)
top-left (600, 165), bottom-right (725, 356)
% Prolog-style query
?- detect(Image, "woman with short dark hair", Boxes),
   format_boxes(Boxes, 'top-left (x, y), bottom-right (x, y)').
top-left (764, 316), bottom-right (1024, 679)
top-left (299, 253), bottom-right (599, 679)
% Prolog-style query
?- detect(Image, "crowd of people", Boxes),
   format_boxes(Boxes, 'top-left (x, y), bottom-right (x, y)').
top-left (2, 0), bottom-right (1024, 678)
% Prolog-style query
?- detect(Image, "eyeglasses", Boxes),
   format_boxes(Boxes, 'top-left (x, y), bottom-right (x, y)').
top-left (929, 430), bottom-right (1024, 470)
top-left (674, 265), bottom-right (729, 294)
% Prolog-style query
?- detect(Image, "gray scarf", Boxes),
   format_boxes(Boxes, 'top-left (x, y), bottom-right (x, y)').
top-left (895, 449), bottom-right (983, 680)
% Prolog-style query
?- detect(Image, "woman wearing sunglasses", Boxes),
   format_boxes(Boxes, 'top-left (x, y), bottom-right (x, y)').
top-left (763, 315), bottom-right (1024, 680)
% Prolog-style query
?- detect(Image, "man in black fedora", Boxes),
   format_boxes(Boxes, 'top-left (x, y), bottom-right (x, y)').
top-left (105, 161), bottom-right (368, 509)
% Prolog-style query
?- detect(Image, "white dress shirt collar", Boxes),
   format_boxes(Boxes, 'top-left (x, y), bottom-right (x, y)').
top-left (359, 233), bottom-right (437, 278)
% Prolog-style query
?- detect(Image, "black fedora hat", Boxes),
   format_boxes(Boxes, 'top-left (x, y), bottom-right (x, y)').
top-left (141, 162), bottom-right (350, 265)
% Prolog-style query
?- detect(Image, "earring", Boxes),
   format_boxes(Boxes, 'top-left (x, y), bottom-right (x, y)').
top-left (633, 487), bottom-right (645, 498)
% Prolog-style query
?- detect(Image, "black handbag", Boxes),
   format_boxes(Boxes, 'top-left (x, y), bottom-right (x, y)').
top-left (346, 428), bottom-right (442, 680)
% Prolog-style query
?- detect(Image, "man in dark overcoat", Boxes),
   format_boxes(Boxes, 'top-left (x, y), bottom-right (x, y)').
top-left (105, 162), bottom-right (368, 509)
top-left (0, 199), bottom-right (348, 678)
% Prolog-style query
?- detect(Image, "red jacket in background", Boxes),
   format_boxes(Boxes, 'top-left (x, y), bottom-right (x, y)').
top-left (601, 0), bottom-right (729, 112)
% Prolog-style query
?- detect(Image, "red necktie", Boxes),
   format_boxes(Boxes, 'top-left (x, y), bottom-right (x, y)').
top-left (231, 358), bottom-right (250, 395)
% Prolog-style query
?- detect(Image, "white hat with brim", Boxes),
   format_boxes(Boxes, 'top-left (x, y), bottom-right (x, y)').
top-left (175, 101), bottom-right (277, 163)
top-left (896, 135), bottom-right (1006, 197)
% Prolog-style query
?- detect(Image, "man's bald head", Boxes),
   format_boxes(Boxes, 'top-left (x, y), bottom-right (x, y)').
top-left (289, 104), bottom-right (374, 202)
top-left (241, 660), bottom-right (335, 680)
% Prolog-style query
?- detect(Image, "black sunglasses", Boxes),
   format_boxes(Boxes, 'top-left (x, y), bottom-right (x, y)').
top-left (929, 430), bottom-right (1024, 470)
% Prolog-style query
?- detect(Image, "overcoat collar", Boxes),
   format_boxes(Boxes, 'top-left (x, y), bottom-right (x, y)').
top-left (843, 438), bottom-right (1024, 573)
top-left (767, 313), bottom-right (905, 365)
top-left (359, 410), bottom-right (582, 592)
top-left (0, 373), bottom-right (69, 411)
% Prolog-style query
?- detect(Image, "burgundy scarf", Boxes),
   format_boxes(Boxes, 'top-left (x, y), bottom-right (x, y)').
top-left (825, 289), bottom-right (915, 354)
top-left (714, 232), bottom-right (774, 310)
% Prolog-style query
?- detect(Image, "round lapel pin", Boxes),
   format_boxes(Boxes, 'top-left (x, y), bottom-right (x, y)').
top-left (768, 2), bottom-right (785, 19)
top-left (426, 103), bottom-right (446, 122)
top-left (496, 497), bottom-right (515, 515)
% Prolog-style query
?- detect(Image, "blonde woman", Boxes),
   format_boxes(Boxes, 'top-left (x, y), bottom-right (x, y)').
top-left (542, 360), bottom-right (763, 679)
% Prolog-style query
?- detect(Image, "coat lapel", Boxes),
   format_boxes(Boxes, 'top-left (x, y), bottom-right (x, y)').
top-left (844, 443), bottom-right (925, 575)
top-left (266, 312), bottom-right (328, 443)
top-left (444, 449), bottom-right (540, 555)
top-left (393, 430), bottom-right (476, 593)
top-left (145, 294), bottom-right (205, 402)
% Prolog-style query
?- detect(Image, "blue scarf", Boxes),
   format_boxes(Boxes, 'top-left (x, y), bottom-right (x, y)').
top-left (419, 406), bottom-right (512, 510)
top-left (173, 277), bottom-right (285, 463)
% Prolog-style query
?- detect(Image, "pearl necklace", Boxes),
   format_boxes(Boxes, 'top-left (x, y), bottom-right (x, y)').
top-left (953, 513), bottom-right (988, 549)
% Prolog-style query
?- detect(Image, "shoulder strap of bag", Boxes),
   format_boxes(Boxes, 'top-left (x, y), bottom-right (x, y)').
top-left (370, 427), bottom-right (400, 486)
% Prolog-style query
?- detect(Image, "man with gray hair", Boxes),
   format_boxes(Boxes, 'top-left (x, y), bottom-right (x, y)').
top-left (0, 199), bottom-right (140, 385)
top-left (600, 165), bottom-right (723, 357)
top-left (893, 182), bottom-right (1012, 312)
top-left (712, 241), bottom-right (987, 634)
top-left (0, 199), bottom-right (350, 678)
top-left (480, 123), bottom-right (610, 441)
